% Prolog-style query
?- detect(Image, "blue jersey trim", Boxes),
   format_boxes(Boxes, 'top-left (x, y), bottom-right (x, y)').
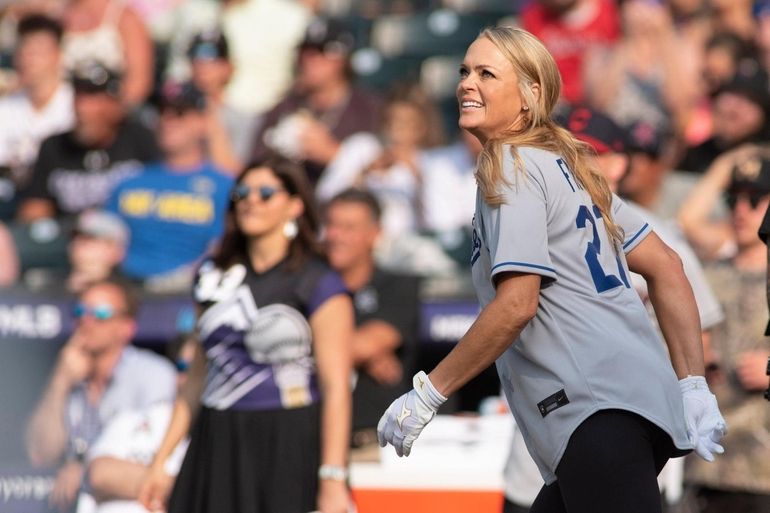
top-left (623, 223), bottom-right (650, 250)
top-left (491, 261), bottom-right (556, 274)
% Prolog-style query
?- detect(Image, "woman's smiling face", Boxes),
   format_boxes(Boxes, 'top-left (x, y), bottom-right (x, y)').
top-left (457, 37), bottom-right (527, 144)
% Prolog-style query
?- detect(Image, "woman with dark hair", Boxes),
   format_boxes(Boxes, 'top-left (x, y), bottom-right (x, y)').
top-left (138, 155), bottom-right (354, 513)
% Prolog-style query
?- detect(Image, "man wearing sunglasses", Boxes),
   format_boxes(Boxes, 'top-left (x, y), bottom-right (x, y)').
top-left (682, 151), bottom-right (770, 512)
top-left (104, 82), bottom-right (233, 292)
top-left (26, 279), bottom-right (177, 513)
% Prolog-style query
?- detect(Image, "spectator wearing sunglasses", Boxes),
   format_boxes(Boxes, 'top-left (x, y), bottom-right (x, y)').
top-left (138, 155), bottom-right (354, 513)
top-left (678, 147), bottom-right (770, 511)
top-left (679, 145), bottom-right (770, 261)
top-left (25, 278), bottom-right (176, 513)
top-left (104, 81), bottom-right (233, 292)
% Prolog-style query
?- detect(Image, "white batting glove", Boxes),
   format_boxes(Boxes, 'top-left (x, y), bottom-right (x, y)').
top-left (377, 371), bottom-right (447, 457)
top-left (679, 376), bottom-right (727, 462)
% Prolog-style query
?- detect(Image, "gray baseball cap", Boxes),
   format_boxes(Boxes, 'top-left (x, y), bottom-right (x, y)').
top-left (73, 210), bottom-right (129, 245)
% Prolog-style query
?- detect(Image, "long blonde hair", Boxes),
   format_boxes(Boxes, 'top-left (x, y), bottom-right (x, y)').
top-left (474, 27), bottom-right (623, 247)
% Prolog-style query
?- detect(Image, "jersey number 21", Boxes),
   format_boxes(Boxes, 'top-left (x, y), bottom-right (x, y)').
top-left (576, 204), bottom-right (630, 293)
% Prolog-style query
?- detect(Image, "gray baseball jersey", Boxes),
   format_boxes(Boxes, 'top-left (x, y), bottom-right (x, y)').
top-left (470, 146), bottom-right (692, 485)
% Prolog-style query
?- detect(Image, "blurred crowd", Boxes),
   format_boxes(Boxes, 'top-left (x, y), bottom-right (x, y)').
top-left (1, 0), bottom-right (770, 512)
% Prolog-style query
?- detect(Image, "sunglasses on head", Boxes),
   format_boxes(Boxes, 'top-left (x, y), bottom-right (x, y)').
top-left (724, 191), bottom-right (769, 210)
top-left (230, 184), bottom-right (286, 203)
top-left (73, 303), bottom-right (122, 321)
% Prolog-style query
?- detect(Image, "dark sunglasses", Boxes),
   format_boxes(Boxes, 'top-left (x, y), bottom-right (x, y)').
top-left (73, 303), bottom-right (123, 321)
top-left (231, 184), bottom-right (286, 203)
top-left (725, 191), bottom-right (769, 210)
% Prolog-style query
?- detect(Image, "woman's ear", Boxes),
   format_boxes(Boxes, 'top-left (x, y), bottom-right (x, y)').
top-left (531, 83), bottom-right (541, 104)
top-left (288, 196), bottom-right (305, 220)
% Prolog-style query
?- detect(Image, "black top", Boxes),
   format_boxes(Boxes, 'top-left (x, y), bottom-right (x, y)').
top-left (351, 268), bottom-right (420, 432)
top-left (22, 120), bottom-right (160, 216)
top-left (193, 257), bottom-right (348, 411)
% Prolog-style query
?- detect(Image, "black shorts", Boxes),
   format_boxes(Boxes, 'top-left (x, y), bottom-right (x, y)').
top-left (169, 403), bottom-right (320, 513)
top-left (530, 409), bottom-right (678, 513)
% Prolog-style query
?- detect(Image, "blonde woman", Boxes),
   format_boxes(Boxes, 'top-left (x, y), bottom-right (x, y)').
top-left (138, 155), bottom-right (353, 513)
top-left (377, 27), bottom-right (726, 513)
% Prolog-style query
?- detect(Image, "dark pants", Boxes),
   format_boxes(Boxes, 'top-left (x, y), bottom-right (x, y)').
top-left (696, 487), bottom-right (770, 513)
top-left (529, 409), bottom-right (675, 513)
top-left (503, 498), bottom-right (531, 513)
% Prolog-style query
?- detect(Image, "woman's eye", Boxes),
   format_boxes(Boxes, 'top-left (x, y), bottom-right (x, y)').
top-left (459, 67), bottom-right (469, 77)
top-left (481, 70), bottom-right (494, 78)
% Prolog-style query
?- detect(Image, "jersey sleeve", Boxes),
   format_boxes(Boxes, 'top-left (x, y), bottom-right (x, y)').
top-left (480, 153), bottom-right (557, 282)
top-left (306, 268), bottom-right (349, 317)
top-left (612, 194), bottom-right (652, 254)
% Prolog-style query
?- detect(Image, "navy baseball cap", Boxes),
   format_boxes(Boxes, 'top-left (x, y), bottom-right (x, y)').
top-left (626, 120), bottom-right (666, 157)
top-left (188, 29), bottom-right (229, 61)
top-left (300, 17), bottom-right (355, 56)
top-left (728, 153), bottom-right (770, 195)
top-left (717, 59), bottom-right (770, 111)
top-left (159, 81), bottom-right (207, 112)
top-left (71, 61), bottom-right (122, 97)
top-left (559, 106), bottom-right (628, 155)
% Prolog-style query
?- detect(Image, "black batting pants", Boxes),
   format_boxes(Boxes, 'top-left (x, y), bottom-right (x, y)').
top-left (529, 409), bottom-right (676, 513)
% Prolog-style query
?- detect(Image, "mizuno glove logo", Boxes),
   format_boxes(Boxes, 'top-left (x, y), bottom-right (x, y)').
top-left (396, 397), bottom-right (411, 428)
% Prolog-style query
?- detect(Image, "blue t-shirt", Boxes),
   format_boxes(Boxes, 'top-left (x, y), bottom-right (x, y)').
top-left (106, 161), bottom-right (233, 279)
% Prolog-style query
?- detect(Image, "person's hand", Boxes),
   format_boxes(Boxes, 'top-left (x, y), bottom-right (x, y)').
top-left (679, 375), bottom-right (728, 462)
top-left (377, 371), bottom-right (446, 457)
top-left (299, 117), bottom-right (341, 165)
top-left (365, 352), bottom-right (403, 386)
top-left (49, 460), bottom-right (84, 512)
top-left (56, 334), bottom-right (93, 387)
top-left (137, 463), bottom-right (174, 512)
top-left (736, 350), bottom-right (770, 391)
top-left (316, 479), bottom-right (350, 513)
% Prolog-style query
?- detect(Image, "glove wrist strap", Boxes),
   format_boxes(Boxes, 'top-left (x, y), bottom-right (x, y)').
top-left (413, 371), bottom-right (447, 411)
top-left (679, 375), bottom-right (708, 393)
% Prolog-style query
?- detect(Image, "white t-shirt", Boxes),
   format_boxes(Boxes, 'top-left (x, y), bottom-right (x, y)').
top-left (86, 402), bottom-right (188, 513)
top-left (0, 83), bottom-right (74, 169)
top-left (222, 0), bottom-right (310, 114)
top-left (471, 146), bottom-right (692, 484)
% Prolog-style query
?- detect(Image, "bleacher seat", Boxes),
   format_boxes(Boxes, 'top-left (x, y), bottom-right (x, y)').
top-left (420, 54), bottom-right (464, 100)
top-left (352, 47), bottom-right (425, 91)
top-left (371, 9), bottom-right (501, 59)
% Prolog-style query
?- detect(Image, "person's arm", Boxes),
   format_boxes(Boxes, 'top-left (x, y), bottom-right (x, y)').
top-left (17, 138), bottom-right (57, 222)
top-left (677, 147), bottom-right (750, 259)
top-left (89, 457), bottom-right (148, 502)
top-left (117, 7), bottom-right (154, 108)
top-left (0, 222), bottom-right (19, 286)
top-left (352, 320), bottom-right (401, 366)
top-left (626, 231), bottom-right (705, 378)
top-left (26, 335), bottom-right (93, 467)
top-left (204, 107), bottom-right (242, 176)
top-left (311, 294), bottom-right (353, 513)
top-left (137, 343), bottom-right (205, 511)
top-left (428, 272), bottom-right (540, 396)
top-left (17, 198), bottom-right (55, 222)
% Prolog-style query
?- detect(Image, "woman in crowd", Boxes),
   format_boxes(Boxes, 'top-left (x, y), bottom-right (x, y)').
top-left (138, 155), bottom-right (353, 513)
top-left (377, 27), bottom-right (727, 513)
top-left (317, 82), bottom-right (445, 237)
top-left (60, 0), bottom-right (154, 107)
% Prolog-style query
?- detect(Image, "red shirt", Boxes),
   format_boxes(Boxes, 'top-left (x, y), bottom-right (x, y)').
top-left (522, 0), bottom-right (620, 104)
